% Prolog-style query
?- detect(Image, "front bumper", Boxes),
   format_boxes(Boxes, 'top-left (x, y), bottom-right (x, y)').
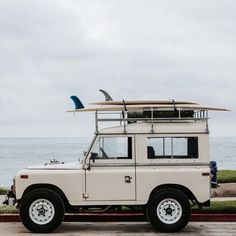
top-left (3, 185), bottom-right (16, 206)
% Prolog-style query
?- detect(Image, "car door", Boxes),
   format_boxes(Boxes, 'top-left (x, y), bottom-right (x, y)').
top-left (85, 135), bottom-right (136, 201)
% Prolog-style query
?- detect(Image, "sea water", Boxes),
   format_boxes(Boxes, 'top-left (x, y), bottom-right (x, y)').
top-left (0, 137), bottom-right (235, 187)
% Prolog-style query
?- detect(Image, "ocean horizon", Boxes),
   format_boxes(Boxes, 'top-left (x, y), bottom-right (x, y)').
top-left (0, 136), bottom-right (236, 187)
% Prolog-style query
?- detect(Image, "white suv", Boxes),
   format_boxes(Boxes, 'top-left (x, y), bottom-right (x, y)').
top-left (8, 99), bottom-right (220, 233)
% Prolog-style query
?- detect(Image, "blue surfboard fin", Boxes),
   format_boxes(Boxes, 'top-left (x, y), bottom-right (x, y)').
top-left (99, 89), bottom-right (113, 101)
top-left (70, 96), bottom-right (84, 109)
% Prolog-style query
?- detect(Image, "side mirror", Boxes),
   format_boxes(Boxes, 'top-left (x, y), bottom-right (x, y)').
top-left (90, 152), bottom-right (98, 163)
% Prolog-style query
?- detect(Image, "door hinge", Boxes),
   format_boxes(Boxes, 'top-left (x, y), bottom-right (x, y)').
top-left (83, 192), bottom-right (89, 199)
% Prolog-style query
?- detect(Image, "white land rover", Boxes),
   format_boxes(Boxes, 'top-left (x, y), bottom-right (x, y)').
top-left (7, 96), bottom-right (225, 233)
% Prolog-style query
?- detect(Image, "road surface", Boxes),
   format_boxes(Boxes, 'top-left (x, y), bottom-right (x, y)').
top-left (0, 222), bottom-right (235, 235)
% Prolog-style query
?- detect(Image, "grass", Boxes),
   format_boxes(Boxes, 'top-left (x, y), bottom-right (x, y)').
top-left (193, 201), bottom-right (236, 214)
top-left (0, 205), bottom-right (18, 214)
top-left (0, 187), bottom-right (9, 195)
top-left (218, 170), bottom-right (236, 183)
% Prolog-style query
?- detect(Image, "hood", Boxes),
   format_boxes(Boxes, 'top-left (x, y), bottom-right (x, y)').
top-left (27, 162), bottom-right (83, 170)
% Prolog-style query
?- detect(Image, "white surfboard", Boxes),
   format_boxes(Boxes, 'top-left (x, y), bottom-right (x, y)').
top-left (67, 103), bottom-right (229, 112)
top-left (90, 100), bottom-right (198, 106)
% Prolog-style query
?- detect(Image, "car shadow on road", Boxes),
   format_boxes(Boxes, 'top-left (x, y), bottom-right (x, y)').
top-left (53, 222), bottom-right (200, 235)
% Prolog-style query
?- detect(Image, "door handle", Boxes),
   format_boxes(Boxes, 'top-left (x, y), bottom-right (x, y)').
top-left (124, 176), bottom-right (132, 183)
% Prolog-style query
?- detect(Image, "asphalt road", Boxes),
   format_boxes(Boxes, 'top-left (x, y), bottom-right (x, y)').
top-left (0, 222), bottom-right (236, 235)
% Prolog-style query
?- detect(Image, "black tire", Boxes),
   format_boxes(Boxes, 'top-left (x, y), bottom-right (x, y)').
top-left (147, 188), bottom-right (191, 232)
top-left (19, 188), bottom-right (65, 233)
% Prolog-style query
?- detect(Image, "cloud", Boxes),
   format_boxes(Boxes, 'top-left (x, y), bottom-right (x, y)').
top-left (0, 0), bottom-right (235, 137)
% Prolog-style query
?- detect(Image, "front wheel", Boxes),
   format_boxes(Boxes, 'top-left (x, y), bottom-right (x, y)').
top-left (19, 188), bottom-right (65, 233)
top-left (146, 188), bottom-right (191, 232)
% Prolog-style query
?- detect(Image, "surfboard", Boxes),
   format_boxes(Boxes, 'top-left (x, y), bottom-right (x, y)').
top-left (90, 100), bottom-right (198, 106)
top-left (67, 104), bottom-right (229, 112)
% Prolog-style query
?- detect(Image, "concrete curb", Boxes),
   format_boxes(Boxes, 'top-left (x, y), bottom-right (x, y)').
top-left (1, 213), bottom-right (236, 223)
top-left (190, 213), bottom-right (236, 222)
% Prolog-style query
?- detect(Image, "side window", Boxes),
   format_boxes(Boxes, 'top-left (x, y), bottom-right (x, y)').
top-left (147, 137), bottom-right (198, 159)
top-left (92, 137), bottom-right (132, 159)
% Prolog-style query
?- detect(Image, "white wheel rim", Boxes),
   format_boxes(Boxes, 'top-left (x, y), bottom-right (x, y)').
top-left (29, 199), bottom-right (55, 225)
top-left (156, 198), bottom-right (182, 224)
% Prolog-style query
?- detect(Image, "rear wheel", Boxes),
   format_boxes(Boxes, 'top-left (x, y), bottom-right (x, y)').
top-left (20, 188), bottom-right (65, 233)
top-left (147, 188), bottom-right (191, 232)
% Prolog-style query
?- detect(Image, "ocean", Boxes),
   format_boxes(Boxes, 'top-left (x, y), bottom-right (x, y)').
top-left (0, 137), bottom-right (236, 187)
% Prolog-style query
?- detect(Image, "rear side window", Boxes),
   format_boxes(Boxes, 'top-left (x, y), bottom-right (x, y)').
top-left (147, 137), bottom-right (198, 159)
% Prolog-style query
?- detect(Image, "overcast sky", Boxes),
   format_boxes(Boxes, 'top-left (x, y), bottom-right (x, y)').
top-left (0, 0), bottom-right (235, 138)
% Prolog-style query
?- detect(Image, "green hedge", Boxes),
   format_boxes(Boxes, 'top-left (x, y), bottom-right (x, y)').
top-left (0, 205), bottom-right (18, 214)
top-left (0, 187), bottom-right (8, 195)
top-left (193, 200), bottom-right (236, 213)
top-left (218, 170), bottom-right (236, 183)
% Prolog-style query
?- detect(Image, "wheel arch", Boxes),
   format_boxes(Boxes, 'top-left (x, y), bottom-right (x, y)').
top-left (149, 184), bottom-right (197, 203)
top-left (20, 184), bottom-right (71, 211)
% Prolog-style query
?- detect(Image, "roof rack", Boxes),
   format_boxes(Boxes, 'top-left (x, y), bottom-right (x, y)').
top-left (68, 96), bottom-right (228, 134)
top-left (94, 108), bottom-right (209, 134)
